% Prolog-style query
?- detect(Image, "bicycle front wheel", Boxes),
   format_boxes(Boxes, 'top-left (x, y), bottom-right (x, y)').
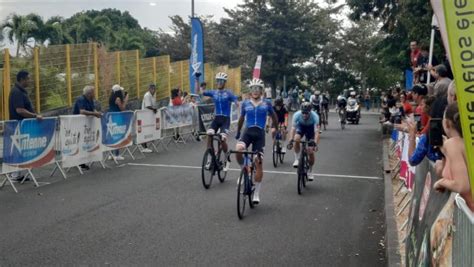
top-left (237, 169), bottom-right (247, 219)
top-left (201, 149), bottom-right (215, 189)
top-left (217, 148), bottom-right (227, 182)
top-left (272, 142), bottom-right (278, 167)
top-left (279, 141), bottom-right (285, 163)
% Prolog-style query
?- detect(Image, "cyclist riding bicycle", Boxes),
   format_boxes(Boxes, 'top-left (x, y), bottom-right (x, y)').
top-left (337, 93), bottom-right (348, 122)
top-left (235, 78), bottom-right (278, 205)
top-left (289, 102), bottom-right (320, 181)
top-left (272, 97), bottom-right (289, 153)
top-left (310, 90), bottom-right (323, 133)
top-left (200, 72), bottom-right (239, 171)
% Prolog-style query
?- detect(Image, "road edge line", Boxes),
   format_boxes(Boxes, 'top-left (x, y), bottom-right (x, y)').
top-left (383, 138), bottom-right (402, 266)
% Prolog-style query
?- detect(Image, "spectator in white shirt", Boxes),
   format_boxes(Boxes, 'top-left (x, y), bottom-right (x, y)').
top-left (140, 84), bottom-right (157, 153)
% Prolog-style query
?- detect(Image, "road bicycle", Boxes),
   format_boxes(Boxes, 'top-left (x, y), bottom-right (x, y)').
top-left (200, 132), bottom-right (228, 189)
top-left (320, 106), bottom-right (329, 131)
top-left (338, 107), bottom-right (346, 130)
top-left (289, 140), bottom-right (314, 195)
top-left (272, 126), bottom-right (286, 167)
top-left (230, 150), bottom-right (261, 219)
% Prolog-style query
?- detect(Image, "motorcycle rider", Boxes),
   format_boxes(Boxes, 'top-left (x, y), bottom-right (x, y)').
top-left (347, 90), bottom-right (361, 123)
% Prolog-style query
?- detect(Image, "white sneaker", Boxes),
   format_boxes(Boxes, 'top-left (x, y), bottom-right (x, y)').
top-left (115, 156), bottom-right (125, 161)
top-left (293, 159), bottom-right (299, 168)
top-left (252, 190), bottom-right (260, 204)
top-left (308, 173), bottom-right (314, 181)
top-left (223, 161), bottom-right (231, 172)
top-left (281, 147), bottom-right (287, 154)
top-left (142, 148), bottom-right (153, 153)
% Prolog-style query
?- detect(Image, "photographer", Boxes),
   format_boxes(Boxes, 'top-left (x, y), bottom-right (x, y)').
top-left (433, 103), bottom-right (473, 211)
top-left (108, 84), bottom-right (129, 161)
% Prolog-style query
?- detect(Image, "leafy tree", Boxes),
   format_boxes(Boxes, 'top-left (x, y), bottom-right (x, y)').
top-left (1, 14), bottom-right (39, 56)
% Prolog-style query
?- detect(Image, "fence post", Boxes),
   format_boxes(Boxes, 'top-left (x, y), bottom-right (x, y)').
top-left (180, 60), bottom-right (184, 91)
top-left (3, 49), bottom-right (11, 120)
top-left (34, 47), bottom-right (41, 113)
top-left (116, 51), bottom-right (121, 84)
top-left (65, 44), bottom-right (72, 107)
top-left (136, 50), bottom-right (140, 99)
top-left (167, 55), bottom-right (171, 98)
top-left (93, 43), bottom-right (99, 98)
top-left (152, 57), bottom-right (157, 85)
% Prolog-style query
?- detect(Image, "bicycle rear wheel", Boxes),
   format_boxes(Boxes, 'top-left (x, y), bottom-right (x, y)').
top-left (237, 169), bottom-right (247, 219)
top-left (297, 152), bottom-right (306, 194)
top-left (272, 142), bottom-right (278, 167)
top-left (201, 148), bottom-right (215, 189)
top-left (217, 148), bottom-right (227, 182)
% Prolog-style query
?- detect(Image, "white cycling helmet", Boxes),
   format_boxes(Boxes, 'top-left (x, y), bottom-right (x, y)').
top-left (248, 78), bottom-right (264, 89)
top-left (215, 72), bottom-right (228, 81)
top-left (350, 91), bottom-right (356, 96)
top-left (315, 90), bottom-right (321, 95)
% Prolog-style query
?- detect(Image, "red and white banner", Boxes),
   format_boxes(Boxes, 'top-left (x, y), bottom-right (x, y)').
top-left (134, 110), bottom-right (161, 144)
top-left (252, 55), bottom-right (262, 79)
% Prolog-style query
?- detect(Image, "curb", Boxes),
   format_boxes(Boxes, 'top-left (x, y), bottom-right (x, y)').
top-left (382, 138), bottom-right (402, 266)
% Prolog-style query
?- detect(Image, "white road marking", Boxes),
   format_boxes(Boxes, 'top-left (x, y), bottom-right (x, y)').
top-left (127, 163), bottom-right (382, 180)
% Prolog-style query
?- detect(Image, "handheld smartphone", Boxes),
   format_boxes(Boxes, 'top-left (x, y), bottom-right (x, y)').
top-left (429, 118), bottom-right (444, 147)
top-left (414, 114), bottom-right (421, 132)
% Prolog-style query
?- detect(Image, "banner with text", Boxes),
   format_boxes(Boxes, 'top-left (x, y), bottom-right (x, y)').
top-left (101, 111), bottom-right (134, 151)
top-left (161, 104), bottom-right (194, 130)
top-left (59, 115), bottom-right (102, 168)
top-left (189, 17), bottom-right (205, 94)
top-left (2, 118), bottom-right (57, 173)
top-left (134, 110), bottom-right (161, 144)
top-left (197, 104), bottom-right (215, 133)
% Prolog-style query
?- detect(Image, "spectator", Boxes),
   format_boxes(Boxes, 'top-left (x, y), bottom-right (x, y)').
top-left (170, 88), bottom-right (183, 106)
top-left (411, 84), bottom-right (429, 133)
top-left (433, 103), bottom-right (474, 211)
top-left (108, 84), bottom-right (129, 161)
top-left (364, 90), bottom-right (371, 111)
top-left (140, 83), bottom-right (157, 153)
top-left (404, 96), bottom-right (440, 166)
top-left (410, 40), bottom-right (421, 69)
top-left (8, 70), bottom-right (43, 181)
top-left (447, 80), bottom-right (457, 105)
top-left (265, 86), bottom-right (273, 100)
top-left (414, 44), bottom-right (438, 84)
top-left (73, 85), bottom-right (102, 170)
top-left (303, 88), bottom-right (311, 102)
top-left (400, 91), bottom-right (413, 116)
top-left (431, 64), bottom-right (452, 97)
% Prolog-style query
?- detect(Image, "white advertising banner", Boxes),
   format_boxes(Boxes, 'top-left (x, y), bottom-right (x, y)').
top-left (135, 110), bottom-right (162, 144)
top-left (161, 104), bottom-right (194, 129)
top-left (59, 115), bottom-right (102, 168)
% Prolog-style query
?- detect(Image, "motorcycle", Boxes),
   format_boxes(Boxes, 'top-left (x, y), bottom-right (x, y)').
top-left (346, 99), bottom-right (360, 124)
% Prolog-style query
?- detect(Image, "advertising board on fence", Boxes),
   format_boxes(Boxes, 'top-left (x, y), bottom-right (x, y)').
top-left (101, 111), bottom-right (134, 151)
top-left (405, 159), bottom-right (452, 266)
top-left (135, 110), bottom-right (161, 144)
top-left (197, 104), bottom-right (215, 133)
top-left (2, 118), bottom-right (57, 173)
top-left (59, 115), bottom-right (102, 168)
top-left (161, 104), bottom-right (194, 129)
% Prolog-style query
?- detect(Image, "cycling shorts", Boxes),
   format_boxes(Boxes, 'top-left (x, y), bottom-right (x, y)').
top-left (238, 127), bottom-right (265, 153)
top-left (207, 115), bottom-right (230, 136)
top-left (296, 124), bottom-right (315, 142)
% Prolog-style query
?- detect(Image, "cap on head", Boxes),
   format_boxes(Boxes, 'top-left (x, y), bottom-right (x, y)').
top-left (112, 84), bottom-right (124, 92)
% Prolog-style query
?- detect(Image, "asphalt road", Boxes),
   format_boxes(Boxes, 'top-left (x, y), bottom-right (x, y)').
top-left (0, 112), bottom-right (386, 266)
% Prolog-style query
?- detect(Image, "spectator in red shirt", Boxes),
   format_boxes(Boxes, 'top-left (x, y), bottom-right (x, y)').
top-left (170, 88), bottom-right (183, 106)
top-left (400, 91), bottom-right (413, 116)
top-left (410, 41), bottom-right (421, 69)
top-left (411, 84), bottom-right (429, 133)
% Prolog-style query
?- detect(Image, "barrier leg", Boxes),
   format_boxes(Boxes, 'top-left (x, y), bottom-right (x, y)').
top-left (50, 165), bottom-right (59, 177)
top-left (123, 147), bottom-right (135, 161)
top-left (26, 169), bottom-right (39, 187)
top-left (397, 192), bottom-right (410, 208)
top-left (2, 173), bottom-right (19, 193)
top-left (395, 181), bottom-right (405, 196)
top-left (397, 197), bottom-right (411, 216)
top-left (399, 218), bottom-right (409, 231)
top-left (54, 162), bottom-right (67, 179)
top-left (150, 141), bottom-right (159, 152)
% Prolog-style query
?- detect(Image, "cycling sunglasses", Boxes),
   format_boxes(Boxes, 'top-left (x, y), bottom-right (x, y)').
top-left (216, 79), bottom-right (226, 84)
top-left (302, 111), bottom-right (310, 115)
top-left (250, 86), bottom-right (262, 93)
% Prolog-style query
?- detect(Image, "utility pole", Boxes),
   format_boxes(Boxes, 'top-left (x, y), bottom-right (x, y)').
top-left (192, 0), bottom-right (195, 17)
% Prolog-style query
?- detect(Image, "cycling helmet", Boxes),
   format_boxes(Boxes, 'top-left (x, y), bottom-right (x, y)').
top-left (350, 91), bottom-right (356, 96)
top-left (315, 90), bottom-right (321, 95)
top-left (274, 97), bottom-right (284, 106)
top-left (301, 102), bottom-right (312, 113)
top-left (248, 78), bottom-right (264, 89)
top-left (215, 72), bottom-right (228, 81)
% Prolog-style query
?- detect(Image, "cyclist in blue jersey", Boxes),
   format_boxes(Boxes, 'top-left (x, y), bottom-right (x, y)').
top-left (200, 72), bottom-right (239, 171)
top-left (235, 78), bottom-right (278, 204)
top-left (289, 102), bottom-right (320, 181)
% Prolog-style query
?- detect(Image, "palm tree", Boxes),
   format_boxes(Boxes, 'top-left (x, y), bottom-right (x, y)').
top-left (111, 30), bottom-right (144, 51)
top-left (45, 16), bottom-right (73, 45)
top-left (69, 15), bottom-right (111, 44)
top-left (1, 14), bottom-right (39, 56)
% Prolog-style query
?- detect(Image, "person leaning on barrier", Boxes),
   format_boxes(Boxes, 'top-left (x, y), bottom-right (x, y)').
top-left (8, 70), bottom-right (43, 181)
top-left (433, 103), bottom-right (474, 211)
top-left (108, 84), bottom-right (128, 161)
top-left (73, 85), bottom-right (102, 170)
top-left (73, 86), bottom-right (102, 118)
top-left (140, 84), bottom-right (157, 153)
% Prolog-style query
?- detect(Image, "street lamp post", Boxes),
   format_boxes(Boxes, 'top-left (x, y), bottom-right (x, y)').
top-left (192, 0), bottom-right (195, 18)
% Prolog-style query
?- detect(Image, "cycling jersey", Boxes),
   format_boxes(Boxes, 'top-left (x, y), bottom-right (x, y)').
top-left (273, 106), bottom-right (289, 124)
top-left (293, 110), bottom-right (319, 127)
top-left (241, 99), bottom-right (274, 129)
top-left (203, 89), bottom-right (238, 117)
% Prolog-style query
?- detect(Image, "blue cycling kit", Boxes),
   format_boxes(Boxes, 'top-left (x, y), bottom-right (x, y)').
top-left (409, 134), bottom-right (442, 166)
top-left (203, 89), bottom-right (238, 117)
top-left (292, 111), bottom-right (319, 127)
top-left (240, 99), bottom-right (274, 129)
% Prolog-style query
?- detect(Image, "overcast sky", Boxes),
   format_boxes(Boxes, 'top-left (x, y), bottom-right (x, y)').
top-left (0, 0), bottom-right (348, 32)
